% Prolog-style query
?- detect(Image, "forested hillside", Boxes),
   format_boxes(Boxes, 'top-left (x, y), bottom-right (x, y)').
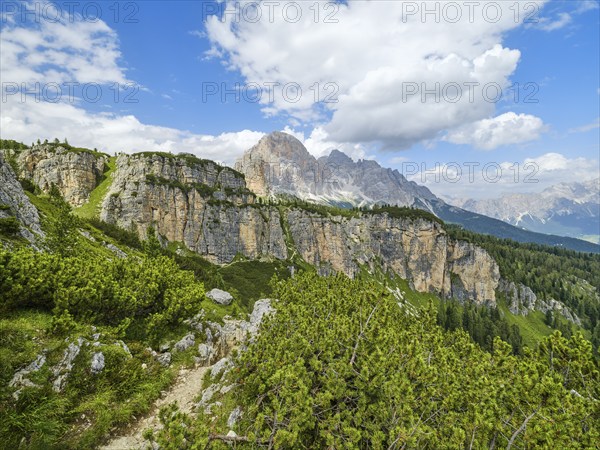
top-left (149, 273), bottom-right (599, 449)
top-left (447, 225), bottom-right (600, 351)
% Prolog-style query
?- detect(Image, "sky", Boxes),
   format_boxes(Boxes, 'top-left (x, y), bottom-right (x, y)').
top-left (1, 0), bottom-right (599, 199)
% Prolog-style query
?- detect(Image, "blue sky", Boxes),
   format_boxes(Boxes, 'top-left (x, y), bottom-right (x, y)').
top-left (1, 0), bottom-right (598, 198)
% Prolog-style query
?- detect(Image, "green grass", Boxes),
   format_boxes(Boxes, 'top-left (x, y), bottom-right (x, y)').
top-left (75, 157), bottom-right (116, 219)
top-left (496, 297), bottom-right (552, 347)
top-left (220, 259), bottom-right (292, 309)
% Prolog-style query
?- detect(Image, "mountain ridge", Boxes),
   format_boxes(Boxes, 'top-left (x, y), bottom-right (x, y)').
top-left (236, 132), bottom-right (600, 253)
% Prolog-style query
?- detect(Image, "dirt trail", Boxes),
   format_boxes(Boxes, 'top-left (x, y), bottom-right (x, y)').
top-left (99, 364), bottom-right (209, 450)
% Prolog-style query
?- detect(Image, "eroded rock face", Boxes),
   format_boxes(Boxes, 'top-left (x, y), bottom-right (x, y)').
top-left (100, 153), bottom-right (288, 264)
top-left (96, 148), bottom-right (500, 303)
top-left (498, 278), bottom-right (582, 326)
top-left (286, 210), bottom-right (500, 303)
top-left (17, 145), bottom-right (106, 207)
top-left (0, 152), bottom-right (43, 242)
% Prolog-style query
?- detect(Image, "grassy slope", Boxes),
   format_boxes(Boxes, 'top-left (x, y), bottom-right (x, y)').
top-left (74, 157), bottom-right (116, 219)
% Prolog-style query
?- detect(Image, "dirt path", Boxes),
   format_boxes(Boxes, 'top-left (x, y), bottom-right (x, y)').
top-left (100, 364), bottom-right (209, 450)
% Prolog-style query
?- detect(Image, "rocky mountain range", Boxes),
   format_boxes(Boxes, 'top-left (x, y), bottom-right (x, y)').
top-left (446, 179), bottom-right (600, 244)
top-left (1, 142), bottom-right (500, 305)
top-left (2, 137), bottom-right (594, 329)
top-left (236, 132), bottom-right (600, 253)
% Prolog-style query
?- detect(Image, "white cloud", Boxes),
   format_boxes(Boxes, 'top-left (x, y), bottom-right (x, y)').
top-left (0, 4), bottom-right (129, 86)
top-left (281, 126), bottom-right (367, 161)
top-left (205, 0), bottom-right (547, 148)
top-left (569, 118), bottom-right (600, 133)
top-left (406, 152), bottom-right (599, 199)
top-left (1, 96), bottom-right (265, 165)
top-left (444, 112), bottom-right (546, 150)
top-left (537, 12), bottom-right (572, 32)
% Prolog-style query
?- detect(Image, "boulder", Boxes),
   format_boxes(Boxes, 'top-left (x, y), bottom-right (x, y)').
top-left (157, 352), bottom-right (172, 367)
top-left (174, 333), bottom-right (195, 352)
top-left (91, 352), bottom-right (105, 374)
top-left (206, 289), bottom-right (233, 305)
top-left (198, 343), bottom-right (214, 364)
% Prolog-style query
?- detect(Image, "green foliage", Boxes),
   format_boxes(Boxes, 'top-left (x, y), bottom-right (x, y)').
top-left (366, 204), bottom-right (444, 225)
top-left (438, 299), bottom-right (524, 354)
top-left (143, 226), bottom-right (164, 258)
top-left (75, 157), bottom-right (117, 219)
top-left (174, 273), bottom-right (599, 449)
top-left (85, 218), bottom-right (142, 250)
top-left (447, 225), bottom-right (600, 338)
top-left (0, 139), bottom-right (29, 151)
top-left (43, 187), bottom-right (80, 257)
top-left (0, 217), bottom-right (20, 235)
top-left (0, 247), bottom-right (205, 343)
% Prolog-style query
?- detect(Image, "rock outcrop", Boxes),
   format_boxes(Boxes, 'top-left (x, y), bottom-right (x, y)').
top-left (286, 210), bottom-right (499, 303)
top-left (0, 152), bottom-right (43, 242)
top-left (100, 153), bottom-right (288, 264)
top-left (498, 279), bottom-right (582, 326)
top-left (96, 150), bottom-right (500, 303)
top-left (206, 289), bottom-right (233, 305)
top-left (17, 145), bottom-right (107, 207)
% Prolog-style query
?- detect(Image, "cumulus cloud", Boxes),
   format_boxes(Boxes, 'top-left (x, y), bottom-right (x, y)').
top-left (444, 112), bottom-right (546, 150)
top-left (1, 97), bottom-right (265, 165)
top-left (0, 3), bottom-right (266, 166)
top-left (205, 0), bottom-right (547, 148)
top-left (0, 3), bottom-right (129, 86)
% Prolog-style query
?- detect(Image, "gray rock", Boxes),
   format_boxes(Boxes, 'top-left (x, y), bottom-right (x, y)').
top-left (117, 340), bottom-right (132, 356)
top-left (174, 333), bottom-right (195, 352)
top-left (206, 289), bottom-right (233, 305)
top-left (0, 152), bottom-right (44, 243)
top-left (197, 343), bottom-right (214, 364)
top-left (91, 352), bottom-right (105, 374)
top-left (106, 243), bottom-right (127, 258)
top-left (159, 343), bottom-right (171, 352)
top-left (10, 354), bottom-right (46, 398)
top-left (198, 383), bottom-right (220, 411)
top-left (16, 144), bottom-right (107, 207)
top-left (52, 337), bottom-right (85, 392)
top-left (210, 357), bottom-right (232, 379)
top-left (183, 312), bottom-right (205, 332)
top-left (227, 407), bottom-right (242, 428)
top-left (157, 352), bottom-right (172, 367)
top-left (226, 430), bottom-right (237, 438)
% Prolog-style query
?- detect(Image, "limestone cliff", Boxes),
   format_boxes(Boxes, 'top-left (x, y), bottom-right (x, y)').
top-left (100, 153), bottom-right (287, 264)
top-left (0, 152), bottom-right (43, 243)
top-left (96, 151), bottom-right (501, 302)
top-left (286, 210), bottom-right (499, 303)
top-left (17, 145), bottom-right (107, 207)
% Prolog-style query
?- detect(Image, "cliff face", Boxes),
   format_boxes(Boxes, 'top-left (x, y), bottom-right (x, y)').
top-left (17, 145), bottom-right (106, 207)
top-left (96, 152), bottom-right (500, 302)
top-left (0, 153), bottom-right (43, 242)
top-left (286, 210), bottom-right (499, 303)
top-left (100, 153), bottom-right (288, 264)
